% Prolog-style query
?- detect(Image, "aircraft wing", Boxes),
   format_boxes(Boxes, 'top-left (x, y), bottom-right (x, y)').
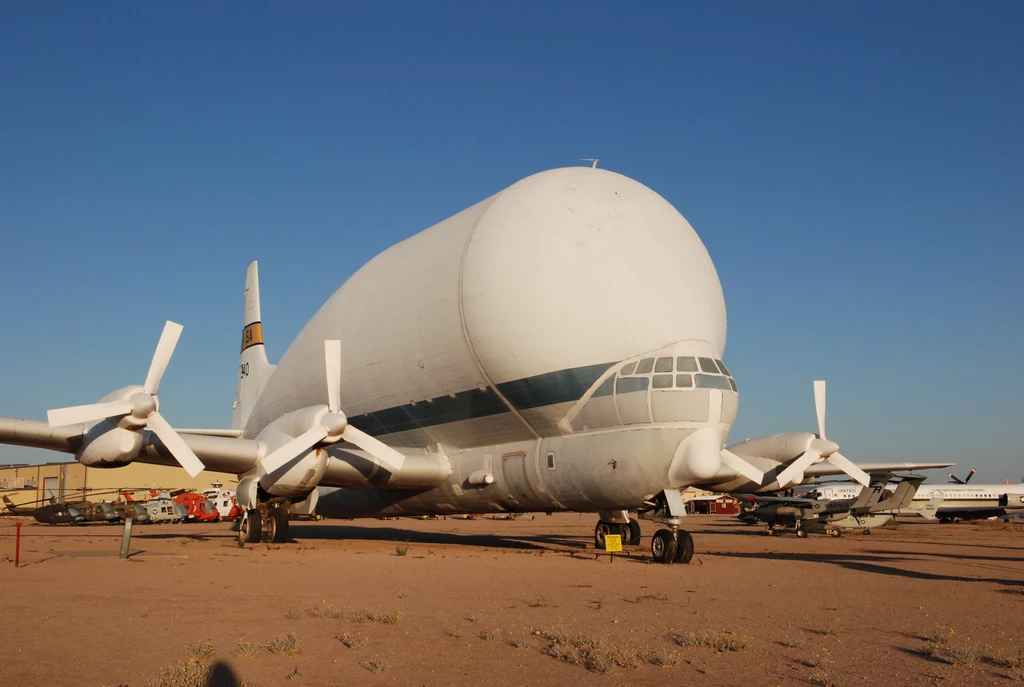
top-left (934, 505), bottom-right (1024, 520)
top-left (802, 462), bottom-right (954, 478)
top-left (0, 418), bottom-right (261, 475)
top-left (744, 495), bottom-right (817, 506)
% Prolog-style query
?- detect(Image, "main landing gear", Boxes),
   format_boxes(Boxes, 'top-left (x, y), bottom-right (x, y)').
top-left (238, 501), bottom-right (290, 546)
top-left (594, 519), bottom-right (642, 549)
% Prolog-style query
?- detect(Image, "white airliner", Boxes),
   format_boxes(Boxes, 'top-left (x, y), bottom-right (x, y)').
top-left (812, 482), bottom-right (1024, 522)
top-left (0, 167), bottom-right (952, 563)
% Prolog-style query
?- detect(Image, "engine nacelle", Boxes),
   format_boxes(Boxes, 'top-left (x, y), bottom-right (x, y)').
top-left (728, 432), bottom-right (818, 464)
top-left (76, 419), bottom-right (144, 468)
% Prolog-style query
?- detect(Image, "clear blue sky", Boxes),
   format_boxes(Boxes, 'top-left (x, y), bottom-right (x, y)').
top-left (1, 3), bottom-right (1021, 482)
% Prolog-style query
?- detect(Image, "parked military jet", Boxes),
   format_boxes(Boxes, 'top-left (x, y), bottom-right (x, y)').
top-left (0, 167), bottom-right (952, 563)
top-left (738, 474), bottom-right (926, 537)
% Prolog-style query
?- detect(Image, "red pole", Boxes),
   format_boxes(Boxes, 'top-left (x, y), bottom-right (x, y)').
top-left (15, 521), bottom-right (21, 568)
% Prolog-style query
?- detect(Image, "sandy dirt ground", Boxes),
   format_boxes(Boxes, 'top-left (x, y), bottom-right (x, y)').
top-left (1, 513), bottom-right (1022, 687)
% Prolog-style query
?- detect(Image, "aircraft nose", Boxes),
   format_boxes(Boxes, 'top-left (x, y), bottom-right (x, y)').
top-left (810, 438), bottom-right (840, 456)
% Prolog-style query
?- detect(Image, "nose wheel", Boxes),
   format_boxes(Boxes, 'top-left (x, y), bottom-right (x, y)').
top-left (651, 528), bottom-right (694, 564)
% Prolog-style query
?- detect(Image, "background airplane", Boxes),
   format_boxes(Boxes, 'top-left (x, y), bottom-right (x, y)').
top-left (813, 480), bottom-right (1024, 523)
top-left (0, 167), bottom-right (952, 563)
top-left (738, 474), bottom-right (926, 537)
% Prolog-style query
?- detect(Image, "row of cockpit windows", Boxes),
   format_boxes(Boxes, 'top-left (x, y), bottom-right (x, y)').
top-left (618, 356), bottom-right (737, 392)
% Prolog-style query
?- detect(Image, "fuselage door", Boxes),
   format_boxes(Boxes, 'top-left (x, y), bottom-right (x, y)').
top-left (502, 452), bottom-right (540, 506)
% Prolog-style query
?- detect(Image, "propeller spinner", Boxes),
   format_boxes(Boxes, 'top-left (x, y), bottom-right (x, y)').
top-left (258, 340), bottom-right (407, 475)
top-left (47, 321), bottom-right (206, 478)
top-left (774, 380), bottom-right (870, 488)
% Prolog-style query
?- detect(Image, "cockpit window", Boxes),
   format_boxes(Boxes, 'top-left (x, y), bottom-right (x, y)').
top-left (620, 362), bottom-right (637, 376)
top-left (696, 374), bottom-right (732, 390)
top-left (676, 373), bottom-right (694, 388)
top-left (728, 378), bottom-right (737, 391)
top-left (676, 356), bottom-right (697, 372)
top-left (654, 357), bottom-right (673, 373)
top-left (715, 360), bottom-right (731, 376)
top-left (635, 358), bottom-right (655, 374)
top-left (698, 357), bottom-right (719, 373)
top-left (652, 374), bottom-right (673, 389)
top-left (616, 377), bottom-right (649, 393)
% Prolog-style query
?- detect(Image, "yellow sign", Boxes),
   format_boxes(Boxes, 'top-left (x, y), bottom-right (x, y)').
top-left (604, 534), bottom-right (622, 552)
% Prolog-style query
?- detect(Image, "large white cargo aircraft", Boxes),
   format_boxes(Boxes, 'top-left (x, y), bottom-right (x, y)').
top-left (0, 167), bottom-right (952, 563)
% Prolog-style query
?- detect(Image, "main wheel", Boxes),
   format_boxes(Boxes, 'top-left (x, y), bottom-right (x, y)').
top-left (862, 529), bottom-right (871, 535)
top-left (594, 522), bottom-right (619, 549)
top-left (651, 529), bottom-right (677, 564)
top-left (238, 509), bottom-right (261, 546)
top-left (765, 524), bottom-right (777, 536)
top-left (795, 528), bottom-right (808, 539)
top-left (673, 530), bottom-right (694, 564)
top-left (624, 519), bottom-right (642, 546)
top-left (828, 528), bottom-right (841, 538)
top-left (268, 507), bottom-right (289, 543)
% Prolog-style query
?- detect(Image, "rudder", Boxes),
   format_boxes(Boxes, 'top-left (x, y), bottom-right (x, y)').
top-left (233, 261), bottom-right (276, 430)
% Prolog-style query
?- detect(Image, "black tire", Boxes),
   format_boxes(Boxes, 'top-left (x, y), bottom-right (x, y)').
top-left (594, 522), bottom-right (615, 549)
top-left (795, 528), bottom-right (808, 539)
top-left (673, 530), bottom-right (694, 564)
top-left (863, 529), bottom-right (871, 535)
top-left (828, 529), bottom-right (841, 538)
top-left (624, 519), bottom-right (642, 546)
top-left (238, 509), bottom-right (261, 546)
top-left (268, 508), bottom-right (289, 543)
top-left (651, 529), bottom-right (677, 564)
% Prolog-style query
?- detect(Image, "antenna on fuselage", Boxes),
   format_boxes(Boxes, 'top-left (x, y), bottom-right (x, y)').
top-left (581, 158), bottom-right (599, 169)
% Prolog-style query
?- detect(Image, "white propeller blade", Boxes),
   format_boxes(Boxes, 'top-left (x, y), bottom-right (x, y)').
top-left (144, 321), bottom-right (184, 395)
top-left (47, 400), bottom-right (133, 428)
top-left (261, 425), bottom-right (330, 474)
top-left (775, 449), bottom-right (820, 489)
top-left (342, 425), bottom-right (407, 472)
top-left (826, 451), bottom-right (871, 487)
top-left (146, 411), bottom-right (206, 478)
top-left (720, 448), bottom-right (764, 485)
top-left (813, 380), bottom-right (826, 439)
top-left (325, 340), bottom-right (341, 413)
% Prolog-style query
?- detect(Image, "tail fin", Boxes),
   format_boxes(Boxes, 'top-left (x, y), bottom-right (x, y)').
top-left (916, 497), bottom-right (942, 520)
top-left (232, 261), bottom-right (276, 430)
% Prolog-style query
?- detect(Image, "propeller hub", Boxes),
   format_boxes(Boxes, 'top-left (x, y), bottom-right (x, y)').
top-left (128, 392), bottom-right (157, 419)
top-left (810, 438), bottom-right (839, 456)
top-left (321, 411), bottom-right (348, 436)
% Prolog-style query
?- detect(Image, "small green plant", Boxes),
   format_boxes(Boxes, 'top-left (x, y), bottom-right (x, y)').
top-left (506, 635), bottom-right (531, 648)
top-left (337, 633), bottom-right (365, 649)
top-left (668, 630), bottom-right (749, 652)
top-left (810, 674), bottom-right (842, 687)
top-left (395, 543), bottom-right (410, 556)
top-left (285, 667), bottom-right (302, 681)
top-left (231, 641), bottom-right (260, 659)
top-left (479, 628), bottom-right (503, 640)
top-left (282, 609), bottom-right (304, 620)
top-left (801, 648), bottom-right (832, 669)
top-left (362, 659), bottom-right (389, 673)
top-left (185, 641), bottom-right (215, 659)
top-left (264, 633), bottom-right (302, 656)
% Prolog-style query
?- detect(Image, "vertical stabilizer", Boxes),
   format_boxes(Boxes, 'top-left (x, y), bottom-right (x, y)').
top-left (232, 261), bottom-right (276, 430)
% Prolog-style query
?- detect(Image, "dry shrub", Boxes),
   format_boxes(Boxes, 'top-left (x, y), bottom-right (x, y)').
top-left (264, 633), bottom-right (302, 655)
top-left (156, 659), bottom-right (209, 687)
top-left (337, 633), bottom-right (365, 649)
top-left (540, 631), bottom-right (643, 674)
top-left (668, 630), bottom-right (749, 652)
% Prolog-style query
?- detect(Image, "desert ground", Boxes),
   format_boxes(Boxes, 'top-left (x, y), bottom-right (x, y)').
top-left (1, 513), bottom-right (1022, 687)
